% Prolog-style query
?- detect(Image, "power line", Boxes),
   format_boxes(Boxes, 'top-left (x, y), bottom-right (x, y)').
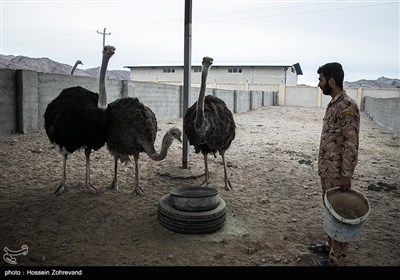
top-left (96, 28), bottom-right (111, 47)
top-left (2, 2), bottom-right (396, 48)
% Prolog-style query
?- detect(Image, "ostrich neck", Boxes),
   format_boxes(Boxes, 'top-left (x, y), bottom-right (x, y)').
top-left (144, 133), bottom-right (174, 161)
top-left (98, 55), bottom-right (110, 108)
top-left (71, 62), bottom-right (79, 75)
top-left (195, 67), bottom-right (209, 129)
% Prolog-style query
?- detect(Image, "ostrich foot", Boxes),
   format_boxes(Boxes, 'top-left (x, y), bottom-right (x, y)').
top-left (85, 184), bottom-right (98, 194)
top-left (200, 179), bottom-right (209, 188)
top-left (132, 186), bottom-right (145, 197)
top-left (106, 181), bottom-right (119, 191)
top-left (224, 179), bottom-right (232, 191)
top-left (54, 183), bottom-right (66, 196)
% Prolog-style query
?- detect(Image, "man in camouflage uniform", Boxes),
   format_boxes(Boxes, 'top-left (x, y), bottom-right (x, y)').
top-left (310, 62), bottom-right (360, 266)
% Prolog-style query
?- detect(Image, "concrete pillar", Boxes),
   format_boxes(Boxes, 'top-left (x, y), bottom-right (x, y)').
top-left (120, 80), bottom-right (129, 98)
top-left (274, 91), bottom-right (279, 106)
top-left (357, 87), bottom-right (363, 111)
top-left (16, 70), bottom-right (38, 134)
top-left (233, 90), bottom-right (238, 113)
top-left (250, 91), bottom-right (254, 110)
top-left (0, 69), bottom-right (17, 135)
top-left (278, 83), bottom-right (285, 106)
top-left (262, 91), bottom-right (265, 106)
top-left (212, 88), bottom-right (217, 96)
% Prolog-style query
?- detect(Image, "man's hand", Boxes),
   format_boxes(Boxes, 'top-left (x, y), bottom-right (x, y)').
top-left (340, 176), bottom-right (351, 191)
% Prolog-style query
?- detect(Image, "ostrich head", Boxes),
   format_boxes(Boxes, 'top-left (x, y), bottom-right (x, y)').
top-left (103, 45), bottom-right (116, 58)
top-left (202, 56), bottom-right (213, 68)
top-left (145, 127), bottom-right (182, 161)
top-left (76, 60), bottom-right (83, 65)
top-left (168, 127), bottom-right (182, 143)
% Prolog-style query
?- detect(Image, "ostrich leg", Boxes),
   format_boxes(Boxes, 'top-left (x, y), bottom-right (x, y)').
top-left (84, 148), bottom-right (98, 194)
top-left (200, 153), bottom-right (210, 188)
top-left (55, 154), bottom-right (68, 196)
top-left (133, 153), bottom-right (145, 196)
top-left (220, 151), bottom-right (232, 191)
top-left (107, 156), bottom-right (120, 191)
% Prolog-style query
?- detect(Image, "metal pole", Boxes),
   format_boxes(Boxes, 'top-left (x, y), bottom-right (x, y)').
top-left (182, 0), bottom-right (192, 169)
top-left (97, 28), bottom-right (111, 47)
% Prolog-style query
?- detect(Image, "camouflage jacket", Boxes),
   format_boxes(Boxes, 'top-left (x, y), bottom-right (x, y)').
top-left (318, 90), bottom-right (360, 178)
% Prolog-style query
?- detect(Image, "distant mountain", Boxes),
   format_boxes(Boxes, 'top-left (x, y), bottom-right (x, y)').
top-left (0, 54), bottom-right (130, 80)
top-left (344, 77), bottom-right (400, 88)
top-left (0, 54), bottom-right (398, 87)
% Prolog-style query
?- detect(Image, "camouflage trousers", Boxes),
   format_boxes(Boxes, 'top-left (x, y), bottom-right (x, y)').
top-left (320, 177), bottom-right (349, 266)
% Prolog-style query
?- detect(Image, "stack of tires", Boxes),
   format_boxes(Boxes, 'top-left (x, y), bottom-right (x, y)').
top-left (157, 187), bottom-right (227, 234)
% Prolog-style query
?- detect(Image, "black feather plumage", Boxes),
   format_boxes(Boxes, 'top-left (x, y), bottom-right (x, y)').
top-left (183, 56), bottom-right (236, 190)
top-left (184, 95), bottom-right (235, 155)
top-left (106, 97), bottom-right (157, 157)
top-left (105, 96), bottom-right (181, 196)
top-left (44, 86), bottom-right (107, 153)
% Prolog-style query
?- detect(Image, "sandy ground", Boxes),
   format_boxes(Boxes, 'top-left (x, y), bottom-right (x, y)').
top-left (0, 105), bottom-right (399, 268)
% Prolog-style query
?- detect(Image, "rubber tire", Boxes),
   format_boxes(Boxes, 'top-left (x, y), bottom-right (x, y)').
top-left (157, 194), bottom-right (227, 234)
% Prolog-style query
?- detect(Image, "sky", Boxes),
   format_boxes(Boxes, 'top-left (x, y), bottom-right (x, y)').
top-left (1, 0), bottom-right (399, 86)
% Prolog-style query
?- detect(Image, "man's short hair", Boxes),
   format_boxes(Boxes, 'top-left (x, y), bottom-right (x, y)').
top-left (317, 62), bottom-right (344, 89)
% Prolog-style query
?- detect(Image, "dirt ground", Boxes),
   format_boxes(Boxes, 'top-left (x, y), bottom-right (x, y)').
top-left (0, 105), bottom-right (399, 268)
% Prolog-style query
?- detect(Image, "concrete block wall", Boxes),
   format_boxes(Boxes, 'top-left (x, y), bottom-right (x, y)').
top-left (1, 69), bottom-right (399, 136)
top-left (234, 90), bottom-right (250, 113)
top-left (131, 81), bottom-right (181, 121)
top-left (250, 91), bottom-right (263, 110)
top-left (286, 86), bottom-right (319, 107)
top-left (1, 69), bottom-right (279, 135)
top-left (363, 88), bottom-right (400, 98)
top-left (0, 69), bottom-right (18, 135)
top-left (188, 87), bottom-right (213, 107)
top-left (364, 96), bottom-right (400, 134)
top-left (263, 91), bottom-right (277, 106)
top-left (16, 70), bottom-right (38, 134)
top-left (213, 89), bottom-right (234, 113)
top-left (360, 88), bottom-right (400, 111)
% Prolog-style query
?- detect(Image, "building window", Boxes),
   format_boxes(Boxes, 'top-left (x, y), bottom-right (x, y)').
top-left (228, 68), bottom-right (242, 73)
top-left (163, 68), bottom-right (175, 73)
top-left (193, 67), bottom-right (201, 73)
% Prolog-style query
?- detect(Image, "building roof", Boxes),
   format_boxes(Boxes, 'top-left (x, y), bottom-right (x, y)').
top-left (124, 62), bottom-right (303, 75)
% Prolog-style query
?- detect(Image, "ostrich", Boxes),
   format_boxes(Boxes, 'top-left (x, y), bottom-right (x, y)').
top-left (44, 45), bottom-right (115, 195)
top-left (183, 57), bottom-right (236, 191)
top-left (71, 60), bottom-right (83, 75)
top-left (105, 98), bottom-right (182, 196)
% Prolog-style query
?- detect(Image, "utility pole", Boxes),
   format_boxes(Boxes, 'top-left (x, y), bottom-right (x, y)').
top-left (182, 0), bottom-right (192, 169)
top-left (97, 28), bottom-right (111, 47)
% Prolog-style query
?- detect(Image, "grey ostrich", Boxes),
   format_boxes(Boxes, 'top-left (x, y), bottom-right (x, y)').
top-left (183, 57), bottom-right (236, 191)
top-left (71, 60), bottom-right (83, 75)
top-left (44, 46), bottom-right (115, 195)
top-left (105, 98), bottom-right (182, 196)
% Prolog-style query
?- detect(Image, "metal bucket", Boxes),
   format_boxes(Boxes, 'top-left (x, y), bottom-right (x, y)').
top-left (324, 187), bottom-right (370, 242)
top-left (169, 187), bottom-right (220, 212)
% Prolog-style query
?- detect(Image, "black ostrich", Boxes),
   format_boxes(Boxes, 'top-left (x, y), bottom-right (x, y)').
top-left (44, 45), bottom-right (115, 195)
top-left (183, 57), bottom-right (236, 191)
top-left (70, 60), bottom-right (83, 75)
top-left (105, 98), bottom-right (182, 196)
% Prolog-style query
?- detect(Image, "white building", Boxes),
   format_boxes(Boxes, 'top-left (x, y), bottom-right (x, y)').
top-left (124, 62), bottom-right (303, 91)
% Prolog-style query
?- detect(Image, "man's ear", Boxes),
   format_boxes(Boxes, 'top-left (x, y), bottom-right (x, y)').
top-left (328, 78), bottom-right (335, 87)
